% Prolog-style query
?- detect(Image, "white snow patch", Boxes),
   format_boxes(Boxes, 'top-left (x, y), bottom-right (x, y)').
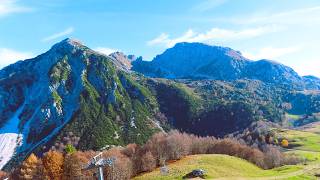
top-left (45, 108), bottom-right (51, 119)
top-left (130, 117), bottom-right (137, 128)
top-left (114, 131), bottom-right (119, 140)
top-left (153, 120), bottom-right (165, 132)
top-left (0, 104), bottom-right (25, 169)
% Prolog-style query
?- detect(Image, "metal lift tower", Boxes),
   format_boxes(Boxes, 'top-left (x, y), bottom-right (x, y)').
top-left (83, 152), bottom-right (116, 180)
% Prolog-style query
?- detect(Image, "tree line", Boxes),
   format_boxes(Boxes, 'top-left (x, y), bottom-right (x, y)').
top-left (0, 130), bottom-right (301, 180)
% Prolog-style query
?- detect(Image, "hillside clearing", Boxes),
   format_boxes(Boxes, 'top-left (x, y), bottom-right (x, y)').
top-left (133, 154), bottom-right (316, 180)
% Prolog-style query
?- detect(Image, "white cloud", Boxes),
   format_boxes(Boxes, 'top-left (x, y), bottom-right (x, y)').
top-left (223, 6), bottom-right (320, 25)
top-left (192, 0), bottom-right (227, 12)
top-left (0, 48), bottom-right (33, 69)
top-left (242, 47), bottom-right (301, 60)
top-left (148, 25), bottom-right (282, 47)
top-left (95, 47), bottom-right (118, 55)
top-left (0, 0), bottom-right (32, 17)
top-left (292, 58), bottom-right (320, 77)
top-left (42, 27), bottom-right (74, 42)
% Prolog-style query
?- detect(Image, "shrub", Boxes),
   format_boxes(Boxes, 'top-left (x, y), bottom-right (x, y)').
top-left (281, 139), bottom-right (289, 147)
top-left (263, 145), bottom-right (282, 168)
top-left (65, 144), bottom-right (77, 154)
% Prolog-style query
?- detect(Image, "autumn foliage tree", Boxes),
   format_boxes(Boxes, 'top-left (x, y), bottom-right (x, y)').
top-left (42, 150), bottom-right (64, 180)
top-left (62, 151), bottom-right (91, 180)
top-left (14, 153), bottom-right (46, 180)
top-left (0, 171), bottom-right (8, 180)
top-left (103, 148), bottom-right (133, 180)
top-left (140, 151), bottom-right (157, 172)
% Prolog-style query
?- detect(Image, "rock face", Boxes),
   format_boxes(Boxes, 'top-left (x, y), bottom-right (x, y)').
top-left (132, 42), bottom-right (316, 90)
top-left (133, 42), bottom-right (250, 79)
top-left (303, 76), bottom-right (320, 90)
top-left (108, 52), bottom-right (137, 71)
top-left (0, 39), bottom-right (162, 169)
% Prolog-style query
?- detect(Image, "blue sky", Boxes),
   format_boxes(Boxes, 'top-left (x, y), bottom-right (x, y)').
top-left (0, 0), bottom-right (320, 77)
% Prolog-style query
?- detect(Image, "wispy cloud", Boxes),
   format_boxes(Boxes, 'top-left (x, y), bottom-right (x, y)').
top-left (0, 0), bottom-right (32, 17)
top-left (148, 25), bottom-right (282, 47)
top-left (95, 47), bottom-right (118, 55)
top-left (292, 58), bottom-right (320, 77)
top-left (0, 48), bottom-right (33, 69)
top-left (242, 46), bottom-right (301, 60)
top-left (192, 0), bottom-right (227, 12)
top-left (248, 6), bottom-right (320, 25)
top-left (218, 6), bottom-right (320, 25)
top-left (42, 27), bottom-right (74, 42)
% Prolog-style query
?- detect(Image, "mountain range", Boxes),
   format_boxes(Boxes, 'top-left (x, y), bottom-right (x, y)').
top-left (0, 39), bottom-right (319, 170)
top-left (132, 42), bottom-right (318, 90)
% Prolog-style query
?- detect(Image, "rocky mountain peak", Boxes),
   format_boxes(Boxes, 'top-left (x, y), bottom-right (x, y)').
top-left (49, 38), bottom-right (86, 54)
top-left (53, 38), bottom-right (84, 48)
top-left (109, 51), bottom-right (137, 71)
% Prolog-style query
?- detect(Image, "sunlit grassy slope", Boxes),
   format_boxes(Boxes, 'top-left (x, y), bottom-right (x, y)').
top-left (133, 154), bottom-right (316, 180)
top-left (134, 123), bottom-right (320, 180)
top-left (275, 128), bottom-right (320, 152)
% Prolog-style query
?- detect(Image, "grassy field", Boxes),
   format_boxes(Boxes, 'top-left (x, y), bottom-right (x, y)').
top-left (133, 154), bottom-right (316, 180)
top-left (134, 123), bottom-right (320, 180)
top-left (275, 128), bottom-right (320, 152)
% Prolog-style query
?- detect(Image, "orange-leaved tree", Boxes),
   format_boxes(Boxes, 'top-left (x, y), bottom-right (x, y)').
top-left (281, 139), bottom-right (289, 148)
top-left (16, 153), bottom-right (42, 180)
top-left (42, 150), bottom-right (64, 180)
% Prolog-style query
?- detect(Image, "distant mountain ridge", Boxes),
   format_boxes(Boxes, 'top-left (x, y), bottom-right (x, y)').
top-left (132, 42), bottom-right (317, 90)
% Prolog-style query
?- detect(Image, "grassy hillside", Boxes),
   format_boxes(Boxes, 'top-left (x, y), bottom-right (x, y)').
top-left (273, 123), bottom-right (320, 163)
top-left (135, 123), bottom-right (320, 180)
top-left (275, 128), bottom-right (320, 152)
top-left (134, 154), bottom-right (315, 180)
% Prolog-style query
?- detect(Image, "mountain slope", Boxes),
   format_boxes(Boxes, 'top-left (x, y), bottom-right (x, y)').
top-left (132, 42), bottom-right (250, 79)
top-left (0, 39), bottom-right (163, 169)
top-left (132, 42), bottom-right (315, 90)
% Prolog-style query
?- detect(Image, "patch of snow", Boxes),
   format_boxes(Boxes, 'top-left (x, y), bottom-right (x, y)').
top-left (114, 131), bottom-right (119, 139)
top-left (45, 108), bottom-right (51, 119)
top-left (81, 69), bottom-right (87, 80)
top-left (55, 104), bottom-right (63, 116)
top-left (0, 104), bottom-right (25, 169)
top-left (130, 117), bottom-right (137, 128)
top-left (153, 120), bottom-right (165, 132)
